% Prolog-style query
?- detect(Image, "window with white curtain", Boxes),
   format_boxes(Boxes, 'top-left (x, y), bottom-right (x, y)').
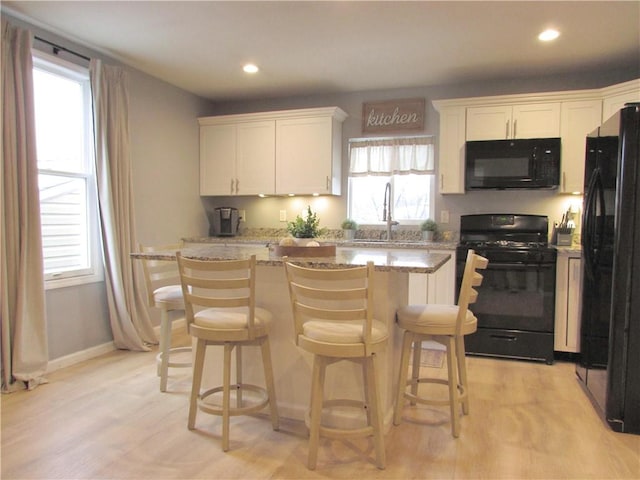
top-left (347, 136), bottom-right (435, 224)
top-left (33, 51), bottom-right (103, 288)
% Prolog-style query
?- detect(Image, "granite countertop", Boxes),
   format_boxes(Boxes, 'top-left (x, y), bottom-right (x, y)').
top-left (132, 244), bottom-right (451, 274)
top-left (183, 236), bottom-right (459, 251)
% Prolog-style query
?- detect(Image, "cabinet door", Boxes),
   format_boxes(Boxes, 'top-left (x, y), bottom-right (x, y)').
top-left (276, 116), bottom-right (334, 195)
top-left (467, 103), bottom-right (560, 140)
top-left (559, 100), bottom-right (602, 194)
top-left (602, 89), bottom-right (640, 121)
top-left (565, 258), bottom-right (582, 352)
top-left (438, 106), bottom-right (466, 194)
top-left (236, 121), bottom-right (276, 195)
top-left (466, 105), bottom-right (512, 140)
top-left (512, 103), bottom-right (560, 138)
top-left (200, 124), bottom-right (236, 195)
top-left (554, 255), bottom-right (582, 353)
top-left (426, 249), bottom-right (455, 305)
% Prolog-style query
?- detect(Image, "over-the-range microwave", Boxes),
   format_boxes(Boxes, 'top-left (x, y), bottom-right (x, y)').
top-left (465, 137), bottom-right (561, 190)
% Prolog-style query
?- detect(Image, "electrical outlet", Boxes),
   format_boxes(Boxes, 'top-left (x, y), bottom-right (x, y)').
top-left (279, 210), bottom-right (287, 222)
top-left (440, 210), bottom-right (450, 224)
top-left (239, 210), bottom-right (246, 222)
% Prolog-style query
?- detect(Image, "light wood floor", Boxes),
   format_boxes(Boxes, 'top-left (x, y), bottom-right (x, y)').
top-left (2, 331), bottom-right (639, 480)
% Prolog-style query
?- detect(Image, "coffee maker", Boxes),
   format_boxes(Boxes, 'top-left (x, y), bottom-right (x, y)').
top-left (209, 207), bottom-right (240, 236)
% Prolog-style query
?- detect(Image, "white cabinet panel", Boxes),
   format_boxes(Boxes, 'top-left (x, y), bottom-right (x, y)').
top-left (236, 121), bottom-right (275, 195)
top-left (559, 100), bottom-right (602, 194)
top-left (199, 107), bottom-right (346, 197)
top-left (555, 254), bottom-right (582, 353)
top-left (200, 124), bottom-right (236, 195)
top-left (467, 103), bottom-right (560, 141)
top-left (276, 115), bottom-right (339, 195)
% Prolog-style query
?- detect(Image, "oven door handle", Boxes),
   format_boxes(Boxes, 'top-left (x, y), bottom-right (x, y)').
top-left (485, 262), bottom-right (554, 270)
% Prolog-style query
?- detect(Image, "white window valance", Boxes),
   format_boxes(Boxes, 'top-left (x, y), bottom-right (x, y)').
top-left (348, 135), bottom-right (435, 176)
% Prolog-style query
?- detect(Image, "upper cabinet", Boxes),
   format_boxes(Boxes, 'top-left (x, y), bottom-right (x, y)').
top-left (466, 103), bottom-right (560, 140)
top-left (200, 121), bottom-right (275, 195)
top-left (559, 100), bottom-right (602, 194)
top-left (199, 107), bottom-right (347, 196)
top-left (433, 79), bottom-right (640, 194)
top-left (601, 79), bottom-right (640, 122)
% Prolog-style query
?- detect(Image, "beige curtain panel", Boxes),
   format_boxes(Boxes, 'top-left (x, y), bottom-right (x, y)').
top-left (90, 59), bottom-right (157, 350)
top-left (1, 19), bottom-right (49, 392)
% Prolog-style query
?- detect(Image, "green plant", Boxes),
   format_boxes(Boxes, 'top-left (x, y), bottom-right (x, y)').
top-left (420, 219), bottom-right (438, 232)
top-left (341, 218), bottom-right (358, 230)
top-left (287, 206), bottom-right (326, 238)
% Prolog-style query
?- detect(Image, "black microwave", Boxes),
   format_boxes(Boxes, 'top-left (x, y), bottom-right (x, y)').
top-left (465, 138), bottom-right (560, 190)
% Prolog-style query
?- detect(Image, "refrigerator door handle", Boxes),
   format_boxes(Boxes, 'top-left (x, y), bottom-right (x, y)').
top-left (583, 169), bottom-right (599, 279)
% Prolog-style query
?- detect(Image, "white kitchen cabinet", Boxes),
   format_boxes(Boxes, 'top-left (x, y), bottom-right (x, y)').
top-left (408, 249), bottom-right (456, 305)
top-left (199, 120), bottom-right (275, 195)
top-left (466, 103), bottom-right (561, 141)
top-left (554, 254), bottom-right (582, 353)
top-left (559, 100), bottom-right (602, 194)
top-left (436, 106), bottom-right (466, 194)
top-left (199, 107), bottom-right (346, 196)
top-left (275, 112), bottom-right (344, 195)
top-left (601, 78), bottom-right (640, 121)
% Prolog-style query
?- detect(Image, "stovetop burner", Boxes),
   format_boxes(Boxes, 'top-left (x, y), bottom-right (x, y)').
top-left (458, 213), bottom-right (556, 263)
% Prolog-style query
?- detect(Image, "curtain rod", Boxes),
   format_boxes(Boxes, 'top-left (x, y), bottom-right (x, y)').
top-left (34, 36), bottom-right (90, 61)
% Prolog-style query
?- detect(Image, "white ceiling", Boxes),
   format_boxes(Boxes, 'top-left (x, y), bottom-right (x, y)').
top-left (3, 1), bottom-right (639, 101)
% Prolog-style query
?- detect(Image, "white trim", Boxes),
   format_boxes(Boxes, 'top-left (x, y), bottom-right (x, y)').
top-left (46, 341), bottom-right (116, 373)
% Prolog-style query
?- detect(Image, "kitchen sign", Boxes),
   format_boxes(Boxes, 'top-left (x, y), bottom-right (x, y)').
top-left (362, 98), bottom-right (425, 134)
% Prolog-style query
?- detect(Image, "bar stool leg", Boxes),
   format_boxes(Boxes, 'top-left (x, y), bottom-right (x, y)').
top-left (410, 338), bottom-right (422, 405)
top-left (365, 354), bottom-right (386, 469)
top-left (308, 355), bottom-right (327, 470)
top-left (394, 331), bottom-right (413, 425)
top-left (159, 308), bottom-right (172, 392)
top-left (456, 335), bottom-right (470, 415)
top-left (222, 343), bottom-right (233, 452)
top-left (189, 338), bottom-right (206, 430)
top-left (445, 336), bottom-right (461, 438)
top-left (260, 338), bottom-right (280, 431)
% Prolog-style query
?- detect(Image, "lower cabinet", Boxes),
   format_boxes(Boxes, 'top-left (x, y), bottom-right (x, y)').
top-left (554, 254), bottom-right (582, 353)
top-left (408, 249), bottom-right (455, 305)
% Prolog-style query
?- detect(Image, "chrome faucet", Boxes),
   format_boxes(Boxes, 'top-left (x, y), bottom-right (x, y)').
top-left (382, 182), bottom-right (399, 240)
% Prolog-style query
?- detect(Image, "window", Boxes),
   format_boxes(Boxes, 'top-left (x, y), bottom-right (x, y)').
top-left (347, 136), bottom-right (435, 224)
top-left (33, 51), bottom-right (102, 288)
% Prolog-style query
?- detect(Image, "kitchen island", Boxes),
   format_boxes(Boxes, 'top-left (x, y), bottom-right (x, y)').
top-left (132, 244), bottom-right (450, 427)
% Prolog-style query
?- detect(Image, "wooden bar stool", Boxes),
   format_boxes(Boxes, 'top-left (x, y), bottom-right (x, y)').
top-left (394, 249), bottom-right (488, 437)
top-left (177, 253), bottom-right (279, 452)
top-left (139, 243), bottom-right (191, 392)
top-left (284, 260), bottom-right (387, 470)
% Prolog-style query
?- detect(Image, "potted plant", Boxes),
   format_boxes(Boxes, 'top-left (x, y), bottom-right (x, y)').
top-left (341, 218), bottom-right (358, 240)
top-left (287, 206), bottom-right (326, 243)
top-left (420, 219), bottom-right (438, 241)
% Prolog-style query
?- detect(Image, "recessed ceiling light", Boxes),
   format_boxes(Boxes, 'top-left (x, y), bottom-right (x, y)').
top-left (243, 63), bottom-right (259, 74)
top-left (538, 29), bottom-right (560, 42)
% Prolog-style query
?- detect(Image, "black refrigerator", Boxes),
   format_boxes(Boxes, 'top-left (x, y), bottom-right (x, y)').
top-left (577, 103), bottom-right (640, 435)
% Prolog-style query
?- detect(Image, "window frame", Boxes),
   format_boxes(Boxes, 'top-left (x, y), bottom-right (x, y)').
top-left (346, 136), bottom-right (435, 226)
top-left (32, 50), bottom-right (103, 290)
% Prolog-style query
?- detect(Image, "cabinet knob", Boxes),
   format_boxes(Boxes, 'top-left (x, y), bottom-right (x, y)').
top-left (235, 178), bottom-right (239, 194)
top-left (505, 120), bottom-right (509, 139)
top-left (230, 179), bottom-right (234, 194)
top-left (326, 176), bottom-right (329, 190)
top-left (513, 119), bottom-right (517, 138)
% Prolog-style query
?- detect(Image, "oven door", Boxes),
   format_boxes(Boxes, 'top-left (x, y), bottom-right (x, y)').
top-left (456, 253), bottom-right (556, 332)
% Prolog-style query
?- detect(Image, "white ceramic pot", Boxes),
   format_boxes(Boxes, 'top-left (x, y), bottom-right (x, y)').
top-left (422, 231), bottom-right (435, 241)
top-left (343, 229), bottom-right (355, 240)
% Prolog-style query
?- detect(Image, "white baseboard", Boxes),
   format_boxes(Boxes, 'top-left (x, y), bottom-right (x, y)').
top-left (47, 341), bottom-right (116, 373)
top-left (46, 318), bottom-right (187, 374)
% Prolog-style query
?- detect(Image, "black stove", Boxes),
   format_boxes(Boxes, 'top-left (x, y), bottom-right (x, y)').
top-left (456, 214), bottom-right (557, 364)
